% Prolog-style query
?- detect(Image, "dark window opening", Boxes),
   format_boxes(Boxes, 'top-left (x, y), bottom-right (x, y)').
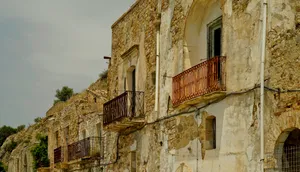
top-left (131, 69), bottom-right (136, 115)
top-left (207, 17), bottom-right (222, 59)
top-left (282, 129), bottom-right (300, 171)
top-left (207, 17), bottom-right (222, 83)
top-left (213, 28), bottom-right (221, 56)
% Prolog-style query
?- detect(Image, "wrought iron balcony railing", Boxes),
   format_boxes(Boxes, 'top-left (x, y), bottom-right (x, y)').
top-left (172, 56), bottom-right (226, 106)
top-left (103, 91), bottom-right (144, 125)
top-left (67, 137), bottom-right (104, 161)
top-left (54, 147), bottom-right (63, 164)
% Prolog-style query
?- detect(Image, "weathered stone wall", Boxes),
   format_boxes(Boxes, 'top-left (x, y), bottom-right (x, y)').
top-left (103, 0), bottom-right (299, 172)
top-left (108, 0), bottom-right (158, 117)
top-left (263, 0), bottom-right (300, 163)
top-left (47, 78), bottom-right (107, 172)
top-left (3, 0), bottom-right (299, 171)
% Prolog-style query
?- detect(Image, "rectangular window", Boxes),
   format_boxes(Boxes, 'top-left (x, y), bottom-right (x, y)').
top-left (205, 116), bottom-right (216, 150)
top-left (207, 17), bottom-right (222, 58)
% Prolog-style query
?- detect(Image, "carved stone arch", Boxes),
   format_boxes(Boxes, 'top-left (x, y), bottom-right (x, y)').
top-left (265, 111), bottom-right (300, 170)
top-left (271, 128), bottom-right (300, 170)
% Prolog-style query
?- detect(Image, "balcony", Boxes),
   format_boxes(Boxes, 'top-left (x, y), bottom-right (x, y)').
top-left (54, 147), bottom-right (63, 164)
top-left (67, 137), bottom-right (104, 162)
top-left (103, 91), bottom-right (144, 132)
top-left (172, 56), bottom-right (226, 107)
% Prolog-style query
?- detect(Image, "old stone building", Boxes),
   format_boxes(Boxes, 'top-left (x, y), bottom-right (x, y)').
top-left (101, 0), bottom-right (300, 172)
top-left (47, 78), bottom-right (107, 172)
top-left (3, 0), bottom-right (299, 171)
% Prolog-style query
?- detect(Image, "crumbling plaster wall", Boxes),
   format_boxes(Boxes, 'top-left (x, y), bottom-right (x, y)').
top-left (158, 1), bottom-right (263, 171)
top-left (104, 0), bottom-right (300, 171)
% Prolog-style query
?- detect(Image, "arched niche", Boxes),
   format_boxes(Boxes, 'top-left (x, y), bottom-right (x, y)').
top-left (184, 0), bottom-right (222, 70)
top-left (273, 128), bottom-right (300, 170)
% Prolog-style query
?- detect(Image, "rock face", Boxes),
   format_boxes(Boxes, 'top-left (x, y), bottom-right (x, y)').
top-left (0, 118), bottom-right (49, 172)
top-left (0, 78), bottom-right (107, 172)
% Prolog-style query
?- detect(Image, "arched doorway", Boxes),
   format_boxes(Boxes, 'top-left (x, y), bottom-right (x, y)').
top-left (275, 128), bottom-right (300, 171)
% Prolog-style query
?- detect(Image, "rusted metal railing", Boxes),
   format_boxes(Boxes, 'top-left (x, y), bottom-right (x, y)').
top-left (54, 147), bottom-right (63, 164)
top-left (67, 137), bottom-right (104, 161)
top-left (103, 91), bottom-right (144, 125)
top-left (172, 56), bottom-right (226, 106)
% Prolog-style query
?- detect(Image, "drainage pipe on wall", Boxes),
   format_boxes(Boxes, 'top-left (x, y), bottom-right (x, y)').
top-left (260, 0), bottom-right (267, 171)
top-left (155, 12), bottom-right (161, 113)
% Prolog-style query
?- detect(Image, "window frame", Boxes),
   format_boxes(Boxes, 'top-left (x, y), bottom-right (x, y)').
top-left (207, 16), bottom-right (222, 59)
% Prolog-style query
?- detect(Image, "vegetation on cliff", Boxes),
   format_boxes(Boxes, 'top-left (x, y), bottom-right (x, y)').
top-left (0, 124), bottom-right (28, 147)
top-left (31, 134), bottom-right (49, 170)
top-left (53, 86), bottom-right (74, 105)
top-left (0, 161), bottom-right (7, 172)
top-left (0, 126), bottom-right (17, 147)
top-left (99, 69), bottom-right (108, 80)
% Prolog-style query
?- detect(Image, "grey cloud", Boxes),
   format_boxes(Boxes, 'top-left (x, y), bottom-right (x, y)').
top-left (0, 0), bottom-right (135, 127)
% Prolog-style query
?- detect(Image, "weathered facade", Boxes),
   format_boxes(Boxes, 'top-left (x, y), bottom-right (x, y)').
top-left (102, 0), bottom-right (300, 172)
top-left (47, 79), bottom-right (107, 172)
top-left (2, 0), bottom-right (299, 171)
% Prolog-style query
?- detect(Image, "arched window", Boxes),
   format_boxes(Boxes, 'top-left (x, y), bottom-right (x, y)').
top-left (205, 116), bottom-right (216, 150)
top-left (281, 129), bottom-right (300, 170)
top-left (271, 128), bottom-right (300, 171)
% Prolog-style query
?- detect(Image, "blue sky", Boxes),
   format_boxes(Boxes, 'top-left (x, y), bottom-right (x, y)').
top-left (0, 0), bottom-right (135, 127)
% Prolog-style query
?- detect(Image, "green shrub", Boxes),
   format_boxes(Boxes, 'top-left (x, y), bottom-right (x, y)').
top-left (16, 125), bottom-right (26, 132)
top-left (99, 70), bottom-right (108, 80)
top-left (0, 125), bottom-right (17, 147)
top-left (53, 99), bottom-right (61, 105)
top-left (34, 117), bottom-right (42, 123)
top-left (31, 135), bottom-right (49, 170)
top-left (0, 161), bottom-right (7, 172)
